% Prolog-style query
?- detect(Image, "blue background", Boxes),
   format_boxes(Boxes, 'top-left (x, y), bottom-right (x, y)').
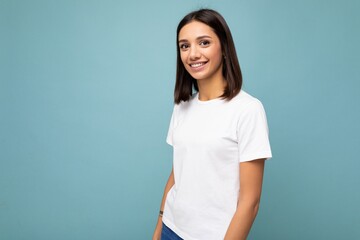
top-left (1, 0), bottom-right (359, 239)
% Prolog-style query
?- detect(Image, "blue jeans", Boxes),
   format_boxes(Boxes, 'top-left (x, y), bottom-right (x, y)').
top-left (161, 222), bottom-right (183, 240)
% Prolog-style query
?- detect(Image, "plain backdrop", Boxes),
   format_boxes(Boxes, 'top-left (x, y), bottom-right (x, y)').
top-left (1, 0), bottom-right (359, 239)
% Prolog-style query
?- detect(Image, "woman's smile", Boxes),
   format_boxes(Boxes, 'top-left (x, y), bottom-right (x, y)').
top-left (189, 61), bottom-right (208, 71)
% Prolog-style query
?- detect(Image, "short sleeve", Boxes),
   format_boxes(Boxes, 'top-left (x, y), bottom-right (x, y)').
top-left (166, 105), bottom-right (177, 146)
top-left (237, 100), bottom-right (272, 162)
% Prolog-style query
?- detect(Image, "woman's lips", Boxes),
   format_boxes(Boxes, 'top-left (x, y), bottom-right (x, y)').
top-left (189, 61), bottom-right (208, 71)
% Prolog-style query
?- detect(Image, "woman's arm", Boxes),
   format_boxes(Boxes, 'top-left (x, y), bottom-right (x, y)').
top-left (152, 168), bottom-right (175, 240)
top-left (224, 159), bottom-right (266, 240)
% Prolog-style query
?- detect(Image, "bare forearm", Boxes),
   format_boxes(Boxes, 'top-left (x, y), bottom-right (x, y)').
top-left (159, 169), bottom-right (175, 212)
top-left (224, 201), bottom-right (260, 240)
top-left (152, 169), bottom-right (175, 240)
top-left (225, 159), bottom-right (265, 239)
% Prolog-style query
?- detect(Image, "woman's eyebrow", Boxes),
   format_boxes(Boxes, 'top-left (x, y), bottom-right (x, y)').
top-left (196, 35), bottom-right (212, 40)
top-left (178, 35), bottom-right (212, 43)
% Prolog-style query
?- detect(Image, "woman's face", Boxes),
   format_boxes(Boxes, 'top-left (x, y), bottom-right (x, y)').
top-left (178, 21), bottom-right (223, 82)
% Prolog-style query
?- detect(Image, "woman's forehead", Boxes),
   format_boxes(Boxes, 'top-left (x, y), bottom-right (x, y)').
top-left (178, 21), bottom-right (216, 41)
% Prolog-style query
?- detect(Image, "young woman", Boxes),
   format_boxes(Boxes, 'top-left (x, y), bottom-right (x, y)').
top-left (153, 9), bottom-right (272, 240)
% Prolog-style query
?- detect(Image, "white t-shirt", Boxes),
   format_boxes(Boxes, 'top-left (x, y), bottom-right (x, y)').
top-left (163, 90), bottom-right (272, 240)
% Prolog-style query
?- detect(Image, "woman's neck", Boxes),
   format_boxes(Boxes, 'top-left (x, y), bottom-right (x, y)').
top-left (196, 74), bottom-right (226, 101)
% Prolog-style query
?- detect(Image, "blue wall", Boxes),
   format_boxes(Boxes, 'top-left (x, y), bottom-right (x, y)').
top-left (1, 0), bottom-right (359, 239)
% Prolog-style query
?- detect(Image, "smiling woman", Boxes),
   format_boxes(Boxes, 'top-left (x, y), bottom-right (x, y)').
top-left (174, 9), bottom-right (242, 104)
top-left (153, 9), bottom-right (272, 240)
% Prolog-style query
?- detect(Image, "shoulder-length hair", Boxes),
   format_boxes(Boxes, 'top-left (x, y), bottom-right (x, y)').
top-left (174, 9), bottom-right (242, 104)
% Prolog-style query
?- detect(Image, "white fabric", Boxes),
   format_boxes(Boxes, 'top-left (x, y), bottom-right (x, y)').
top-left (163, 90), bottom-right (272, 240)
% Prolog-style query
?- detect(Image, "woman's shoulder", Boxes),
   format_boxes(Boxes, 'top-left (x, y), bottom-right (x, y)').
top-left (231, 90), bottom-right (263, 109)
top-left (230, 90), bottom-right (268, 123)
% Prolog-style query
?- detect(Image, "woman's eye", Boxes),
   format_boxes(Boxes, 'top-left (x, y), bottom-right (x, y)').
top-left (200, 40), bottom-right (210, 46)
top-left (180, 43), bottom-right (189, 49)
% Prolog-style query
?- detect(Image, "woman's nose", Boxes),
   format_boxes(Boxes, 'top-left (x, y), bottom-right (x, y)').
top-left (189, 46), bottom-right (201, 60)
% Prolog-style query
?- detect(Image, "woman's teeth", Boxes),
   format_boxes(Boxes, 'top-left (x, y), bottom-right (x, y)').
top-left (191, 62), bottom-right (205, 67)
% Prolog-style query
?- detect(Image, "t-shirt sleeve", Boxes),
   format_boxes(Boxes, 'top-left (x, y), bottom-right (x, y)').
top-left (237, 99), bottom-right (272, 162)
top-left (166, 105), bottom-right (177, 146)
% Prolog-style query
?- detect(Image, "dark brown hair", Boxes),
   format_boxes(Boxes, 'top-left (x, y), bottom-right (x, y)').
top-left (174, 9), bottom-right (242, 104)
